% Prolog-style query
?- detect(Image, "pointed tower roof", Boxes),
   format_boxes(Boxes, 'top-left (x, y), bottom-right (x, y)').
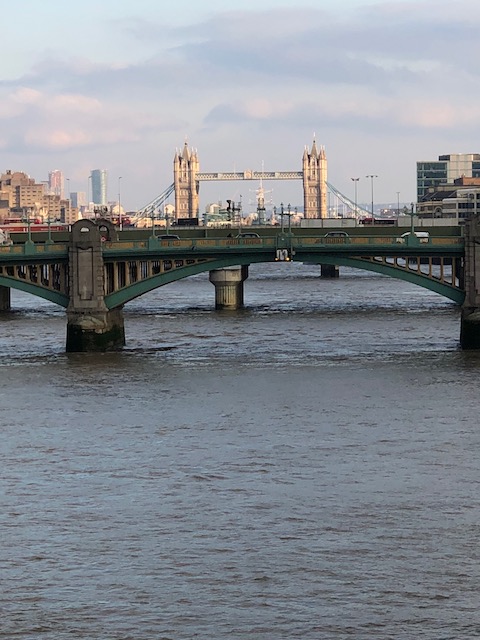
top-left (310, 138), bottom-right (318, 158)
top-left (182, 141), bottom-right (190, 161)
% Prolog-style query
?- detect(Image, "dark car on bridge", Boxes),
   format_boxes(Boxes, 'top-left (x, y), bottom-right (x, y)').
top-left (324, 231), bottom-right (349, 238)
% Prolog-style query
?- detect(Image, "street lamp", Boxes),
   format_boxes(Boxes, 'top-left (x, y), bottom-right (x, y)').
top-left (366, 175), bottom-right (378, 225)
top-left (396, 191), bottom-right (400, 217)
top-left (118, 177), bottom-right (122, 230)
top-left (87, 175), bottom-right (92, 215)
top-left (150, 210), bottom-right (156, 238)
top-left (280, 202), bottom-right (284, 233)
top-left (351, 178), bottom-right (359, 218)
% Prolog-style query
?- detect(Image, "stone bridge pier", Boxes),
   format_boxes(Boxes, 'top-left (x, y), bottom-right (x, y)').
top-left (66, 219), bottom-right (125, 352)
top-left (461, 214), bottom-right (480, 349)
top-left (209, 266), bottom-right (249, 309)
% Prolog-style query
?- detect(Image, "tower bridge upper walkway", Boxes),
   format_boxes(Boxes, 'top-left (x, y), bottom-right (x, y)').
top-left (196, 170), bottom-right (303, 181)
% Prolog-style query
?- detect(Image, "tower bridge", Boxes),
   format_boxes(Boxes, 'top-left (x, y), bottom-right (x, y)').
top-left (134, 139), bottom-right (328, 223)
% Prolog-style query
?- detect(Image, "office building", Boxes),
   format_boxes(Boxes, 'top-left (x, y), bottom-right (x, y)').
top-left (417, 153), bottom-right (480, 200)
top-left (70, 191), bottom-right (87, 209)
top-left (91, 169), bottom-right (107, 206)
top-left (417, 176), bottom-right (480, 221)
top-left (0, 170), bottom-right (78, 224)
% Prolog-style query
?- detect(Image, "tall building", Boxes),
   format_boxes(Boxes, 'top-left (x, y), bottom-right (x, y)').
top-left (70, 191), bottom-right (87, 209)
top-left (302, 139), bottom-right (328, 219)
top-left (417, 153), bottom-right (480, 200)
top-left (0, 170), bottom-right (78, 224)
top-left (49, 169), bottom-right (64, 199)
top-left (91, 169), bottom-right (107, 205)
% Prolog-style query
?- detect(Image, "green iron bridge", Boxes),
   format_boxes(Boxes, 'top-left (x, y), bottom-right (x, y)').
top-left (0, 217), bottom-right (478, 351)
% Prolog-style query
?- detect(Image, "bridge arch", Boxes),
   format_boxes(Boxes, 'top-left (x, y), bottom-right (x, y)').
top-left (0, 275), bottom-right (69, 307)
top-left (104, 254), bottom-right (464, 310)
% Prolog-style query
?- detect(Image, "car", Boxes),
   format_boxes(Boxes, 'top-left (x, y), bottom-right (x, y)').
top-left (324, 231), bottom-right (349, 238)
top-left (396, 231), bottom-right (429, 244)
top-left (158, 234), bottom-right (180, 240)
top-left (235, 232), bottom-right (260, 238)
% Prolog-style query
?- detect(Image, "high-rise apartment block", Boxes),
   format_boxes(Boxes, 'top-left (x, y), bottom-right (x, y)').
top-left (91, 169), bottom-right (107, 205)
top-left (417, 154), bottom-right (480, 200)
top-left (49, 169), bottom-right (65, 199)
top-left (0, 170), bottom-right (77, 224)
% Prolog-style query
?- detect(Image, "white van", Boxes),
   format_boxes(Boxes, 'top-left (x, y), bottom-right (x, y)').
top-left (396, 231), bottom-right (429, 244)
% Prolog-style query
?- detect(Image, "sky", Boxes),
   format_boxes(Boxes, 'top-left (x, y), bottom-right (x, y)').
top-left (1, 0), bottom-right (479, 213)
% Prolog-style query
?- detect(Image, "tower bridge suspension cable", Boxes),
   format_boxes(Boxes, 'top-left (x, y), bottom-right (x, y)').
top-left (132, 183), bottom-right (175, 225)
top-left (326, 182), bottom-right (371, 218)
top-left (134, 180), bottom-right (371, 223)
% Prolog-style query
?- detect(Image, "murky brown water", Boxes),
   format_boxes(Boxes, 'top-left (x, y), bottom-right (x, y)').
top-left (2, 264), bottom-right (480, 639)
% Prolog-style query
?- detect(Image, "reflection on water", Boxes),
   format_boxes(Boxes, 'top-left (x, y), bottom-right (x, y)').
top-left (2, 264), bottom-right (480, 639)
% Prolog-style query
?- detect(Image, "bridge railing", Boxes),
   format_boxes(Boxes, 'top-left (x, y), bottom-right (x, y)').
top-left (0, 243), bottom-right (69, 257)
top-left (102, 235), bottom-right (464, 253)
top-left (0, 235), bottom-right (464, 263)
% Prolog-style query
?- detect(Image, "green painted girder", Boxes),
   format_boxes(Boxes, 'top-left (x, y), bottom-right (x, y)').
top-left (102, 240), bottom-right (464, 260)
top-left (0, 245), bottom-right (68, 262)
top-left (105, 250), bottom-right (465, 309)
top-left (304, 255), bottom-right (464, 304)
top-left (0, 275), bottom-right (69, 307)
top-left (105, 253), bottom-right (272, 309)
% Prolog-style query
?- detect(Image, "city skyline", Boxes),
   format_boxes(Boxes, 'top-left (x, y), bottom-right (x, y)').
top-left (2, 0), bottom-right (480, 211)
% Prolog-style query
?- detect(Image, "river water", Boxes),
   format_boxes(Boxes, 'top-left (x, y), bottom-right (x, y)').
top-left (2, 262), bottom-right (480, 639)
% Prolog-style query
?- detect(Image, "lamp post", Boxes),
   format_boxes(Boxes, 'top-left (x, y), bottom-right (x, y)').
top-left (366, 174), bottom-right (378, 225)
top-left (87, 175), bottom-right (92, 215)
top-left (351, 177), bottom-right (359, 218)
top-left (280, 202), bottom-right (284, 233)
top-left (410, 202), bottom-right (415, 235)
top-left (396, 191), bottom-right (400, 218)
top-left (118, 176), bottom-right (122, 230)
top-left (46, 215), bottom-right (53, 244)
top-left (26, 215), bottom-right (32, 244)
top-left (287, 203), bottom-right (292, 233)
top-left (273, 205), bottom-right (277, 226)
top-left (150, 210), bottom-right (156, 238)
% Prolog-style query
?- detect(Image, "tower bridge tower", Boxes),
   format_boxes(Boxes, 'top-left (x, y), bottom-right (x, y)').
top-left (173, 142), bottom-right (199, 219)
top-left (302, 139), bottom-right (328, 219)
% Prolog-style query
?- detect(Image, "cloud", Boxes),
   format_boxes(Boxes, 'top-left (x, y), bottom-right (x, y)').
top-left (3, 0), bottom-right (480, 205)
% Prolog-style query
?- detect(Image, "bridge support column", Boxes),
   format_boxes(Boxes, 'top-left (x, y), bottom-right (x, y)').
top-left (0, 285), bottom-right (11, 311)
top-left (461, 214), bottom-right (480, 349)
top-left (321, 264), bottom-right (339, 278)
top-left (66, 219), bottom-right (125, 352)
top-left (209, 266), bottom-right (248, 309)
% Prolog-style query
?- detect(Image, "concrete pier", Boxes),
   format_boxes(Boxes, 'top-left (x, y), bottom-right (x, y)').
top-left (0, 285), bottom-right (11, 311)
top-left (209, 266), bottom-right (248, 309)
top-left (461, 214), bottom-right (480, 349)
top-left (66, 219), bottom-right (125, 352)
top-left (320, 264), bottom-right (339, 278)
top-left (66, 308), bottom-right (125, 352)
